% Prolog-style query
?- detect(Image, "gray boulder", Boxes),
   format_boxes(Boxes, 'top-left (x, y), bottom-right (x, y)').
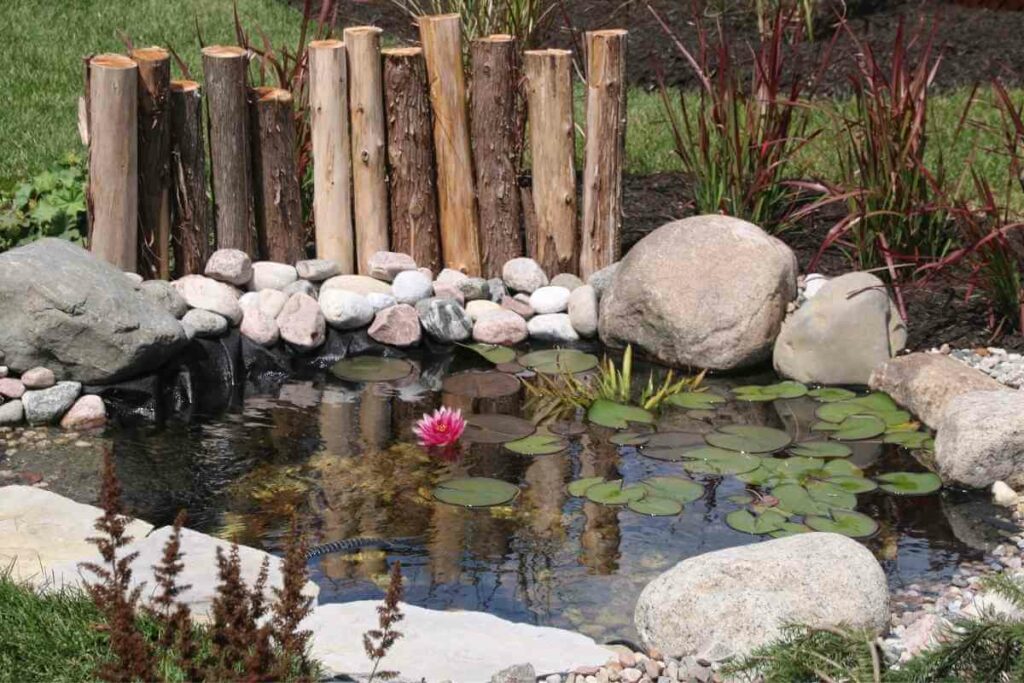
top-left (181, 309), bottom-right (229, 338)
top-left (0, 400), bottom-right (24, 425)
top-left (600, 216), bottom-right (797, 371)
top-left (0, 239), bottom-right (187, 383)
top-left (22, 381), bottom-right (82, 425)
top-left (139, 280), bottom-right (188, 318)
top-left (634, 532), bottom-right (889, 661)
top-left (773, 272), bottom-right (907, 385)
top-left (416, 298), bottom-right (472, 343)
top-left (934, 390), bottom-right (1024, 489)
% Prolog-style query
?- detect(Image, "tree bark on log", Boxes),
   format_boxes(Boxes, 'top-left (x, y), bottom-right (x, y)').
top-left (308, 39), bottom-right (355, 273)
top-left (383, 47), bottom-right (442, 274)
top-left (202, 45), bottom-right (256, 256)
top-left (88, 54), bottom-right (138, 271)
top-left (131, 47), bottom-right (172, 280)
top-left (344, 26), bottom-right (390, 274)
top-left (524, 49), bottom-right (577, 275)
top-left (169, 80), bottom-right (210, 277)
top-left (419, 14), bottom-right (482, 276)
top-left (249, 87), bottom-right (305, 264)
top-left (580, 30), bottom-right (627, 279)
top-left (470, 34), bottom-right (522, 278)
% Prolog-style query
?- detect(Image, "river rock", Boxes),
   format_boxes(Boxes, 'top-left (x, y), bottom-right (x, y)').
top-left (392, 269), bottom-right (434, 305)
top-left (934, 390), bottom-right (1024, 488)
top-left (0, 239), bottom-right (187, 383)
top-left (254, 289), bottom-right (289, 320)
top-left (296, 258), bottom-right (341, 281)
top-left (600, 216), bottom-right (797, 371)
top-left (369, 251), bottom-right (417, 282)
top-left (368, 304), bottom-right (422, 347)
top-left (282, 279), bottom-right (317, 298)
top-left (416, 298), bottom-right (473, 343)
top-left (773, 272), bottom-right (907, 385)
top-left (473, 310), bottom-right (528, 346)
top-left (501, 296), bottom-right (534, 319)
top-left (550, 273), bottom-right (584, 291)
top-left (139, 280), bottom-right (188, 318)
top-left (529, 286), bottom-right (571, 314)
top-left (173, 274), bottom-right (243, 325)
top-left (503, 257), bottom-right (548, 293)
top-left (634, 532), bottom-right (889, 661)
top-left (458, 277), bottom-right (490, 301)
top-left (433, 282), bottom-right (465, 304)
top-left (59, 394), bottom-right (107, 430)
top-left (204, 248), bottom-right (252, 286)
top-left (240, 307), bottom-right (280, 347)
top-left (487, 278), bottom-right (509, 302)
top-left (319, 289), bottom-right (374, 330)
top-left (124, 272), bottom-right (143, 286)
top-left (528, 314), bottom-right (579, 342)
top-left (466, 299), bottom-right (503, 321)
top-left (436, 268), bottom-right (469, 286)
top-left (20, 367), bottom-right (55, 389)
top-left (321, 274), bottom-right (392, 296)
top-left (181, 309), bottom-right (229, 338)
top-left (0, 378), bottom-right (25, 399)
top-left (587, 262), bottom-right (619, 298)
top-left (366, 292), bottom-right (398, 312)
top-left (276, 293), bottom-right (326, 351)
top-left (22, 381), bottom-right (82, 425)
top-left (490, 664), bottom-right (535, 683)
top-left (249, 261), bottom-right (298, 291)
top-left (0, 400), bottom-right (23, 425)
top-left (869, 353), bottom-right (1009, 429)
top-left (568, 285), bottom-right (599, 337)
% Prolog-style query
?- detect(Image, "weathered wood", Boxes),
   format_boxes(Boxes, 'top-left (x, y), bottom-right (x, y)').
top-left (249, 86), bottom-right (305, 264)
top-left (308, 39), bottom-right (355, 272)
top-left (344, 26), bottom-right (390, 274)
top-left (470, 34), bottom-right (522, 278)
top-left (131, 47), bottom-right (172, 279)
top-left (88, 54), bottom-right (138, 271)
top-left (383, 47), bottom-right (442, 274)
top-left (419, 14), bottom-right (482, 276)
top-left (169, 80), bottom-right (210, 277)
top-left (202, 45), bottom-right (256, 256)
top-left (524, 49), bottom-right (577, 275)
top-left (580, 30), bottom-right (627, 279)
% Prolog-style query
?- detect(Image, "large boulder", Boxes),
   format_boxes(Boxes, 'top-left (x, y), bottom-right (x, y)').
top-left (0, 239), bottom-right (187, 383)
top-left (774, 272), bottom-right (907, 385)
top-left (634, 533), bottom-right (889, 661)
top-left (934, 390), bottom-right (1024, 489)
top-left (869, 352), bottom-right (1009, 429)
top-left (600, 216), bottom-right (797, 370)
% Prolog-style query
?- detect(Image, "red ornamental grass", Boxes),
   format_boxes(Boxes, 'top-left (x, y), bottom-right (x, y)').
top-left (413, 407), bottom-right (466, 449)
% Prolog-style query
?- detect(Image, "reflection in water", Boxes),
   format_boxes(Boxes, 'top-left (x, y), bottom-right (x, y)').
top-left (99, 352), bottom-right (990, 641)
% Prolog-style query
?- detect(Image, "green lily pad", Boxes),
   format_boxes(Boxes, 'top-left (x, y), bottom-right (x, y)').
top-left (586, 480), bottom-right (647, 505)
top-left (332, 356), bottom-right (413, 382)
top-left (770, 522), bottom-right (813, 538)
top-left (811, 421), bottom-right (842, 432)
top-left (876, 472), bottom-right (942, 496)
top-left (883, 431), bottom-right (933, 448)
top-left (639, 431), bottom-right (709, 460)
top-left (432, 477), bottom-right (520, 508)
top-left (628, 496), bottom-right (683, 516)
top-left (771, 483), bottom-right (831, 516)
top-left (504, 433), bottom-right (568, 455)
top-left (726, 509), bottom-right (788, 535)
top-left (610, 431), bottom-right (651, 447)
top-left (850, 392), bottom-right (899, 412)
top-left (549, 420), bottom-right (587, 437)
top-left (518, 349), bottom-right (599, 375)
top-left (808, 387), bottom-right (857, 402)
top-left (728, 493), bottom-right (755, 505)
top-left (587, 399), bottom-right (654, 429)
top-left (705, 425), bottom-right (791, 454)
top-left (463, 414), bottom-right (536, 444)
top-left (805, 509), bottom-right (879, 538)
top-left (806, 481), bottom-right (858, 510)
top-left (826, 475), bottom-right (879, 494)
top-left (788, 441), bottom-right (852, 458)
top-left (568, 477), bottom-right (604, 497)
top-left (641, 476), bottom-right (705, 504)
top-left (831, 415), bottom-right (886, 441)
top-left (442, 370), bottom-right (521, 398)
top-left (821, 459), bottom-right (863, 477)
top-left (460, 342), bottom-right (517, 364)
top-left (665, 391), bottom-right (726, 410)
top-left (733, 381), bottom-right (808, 401)
top-left (682, 452), bottom-right (761, 475)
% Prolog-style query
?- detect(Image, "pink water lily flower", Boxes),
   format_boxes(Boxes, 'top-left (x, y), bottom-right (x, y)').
top-left (413, 407), bottom-right (466, 449)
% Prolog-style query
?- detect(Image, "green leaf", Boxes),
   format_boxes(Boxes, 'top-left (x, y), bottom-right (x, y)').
top-left (728, 493), bottom-right (755, 505)
top-left (610, 431), bottom-right (651, 446)
top-left (665, 391), bottom-right (726, 410)
top-left (442, 370), bottom-right (521, 398)
top-left (831, 415), bottom-right (886, 441)
top-left (770, 522), bottom-right (813, 538)
top-left (518, 349), bottom-right (599, 375)
top-left (504, 433), bottom-right (568, 455)
top-left (822, 460), bottom-right (863, 477)
top-left (587, 399), bottom-right (654, 429)
top-left (463, 414), bottom-right (535, 444)
top-left (732, 381), bottom-right (808, 402)
top-left (641, 476), bottom-right (705, 504)
top-left (628, 496), bottom-right (683, 516)
top-left (726, 509), bottom-right (787, 535)
top-left (568, 477), bottom-right (605, 497)
top-left (771, 483), bottom-right (831, 516)
top-left (788, 441), bottom-right (852, 458)
top-left (332, 356), bottom-right (413, 382)
top-left (805, 509), bottom-right (879, 538)
top-left (876, 472), bottom-right (942, 496)
top-left (682, 452), bottom-right (761, 475)
top-left (883, 431), bottom-right (933, 448)
top-left (432, 478), bottom-right (520, 508)
top-left (705, 425), bottom-right (791, 453)
top-left (806, 481), bottom-right (858, 510)
top-left (460, 342), bottom-right (517, 364)
top-left (808, 387), bottom-right (857, 402)
top-left (825, 475), bottom-right (879, 494)
top-left (586, 480), bottom-right (647, 505)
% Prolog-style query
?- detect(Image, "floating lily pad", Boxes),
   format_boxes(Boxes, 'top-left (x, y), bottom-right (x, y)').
top-left (332, 356), bottom-right (413, 382)
top-left (806, 481), bottom-right (858, 510)
top-left (568, 477), bottom-right (604, 497)
top-left (883, 431), bottom-right (933, 448)
top-left (876, 472), bottom-right (942, 496)
top-left (831, 415), bottom-right (886, 441)
top-left (733, 381), bottom-right (808, 401)
top-left (628, 496), bottom-right (683, 516)
top-left (728, 493), bottom-right (755, 505)
top-left (682, 452), bottom-right (761, 475)
top-left (442, 371), bottom-right (521, 398)
top-left (811, 421), bottom-right (841, 432)
top-left (788, 441), bottom-right (852, 458)
top-left (665, 391), bottom-right (726, 410)
top-left (805, 509), bottom-right (879, 538)
top-left (642, 476), bottom-right (705, 504)
top-left (826, 475), bottom-right (879, 494)
top-left (808, 387), bottom-right (857, 402)
top-left (705, 425), bottom-right (791, 454)
top-left (770, 522), bottom-right (813, 538)
top-left (504, 433), bottom-right (568, 455)
top-left (610, 432), bottom-right (651, 447)
top-left (639, 431), bottom-right (708, 459)
top-left (587, 399), bottom-right (654, 429)
top-left (726, 509), bottom-right (788, 535)
top-left (518, 349), bottom-right (599, 375)
top-left (586, 480), bottom-right (646, 505)
top-left (463, 414), bottom-right (535, 443)
top-left (495, 361), bottom-right (529, 374)
top-left (771, 483), bottom-right (832, 516)
top-left (460, 342), bottom-right (517, 364)
top-left (549, 420), bottom-right (587, 437)
top-left (432, 477), bottom-right (520, 508)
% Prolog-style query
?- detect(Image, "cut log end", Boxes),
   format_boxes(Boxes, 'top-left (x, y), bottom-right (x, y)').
top-left (253, 86), bottom-right (292, 103)
top-left (309, 38), bottom-right (344, 50)
top-left (344, 26), bottom-right (383, 37)
top-left (170, 79), bottom-right (200, 93)
top-left (201, 45), bottom-right (247, 59)
top-left (590, 29), bottom-right (628, 38)
top-left (382, 47), bottom-right (424, 57)
top-left (130, 46), bottom-right (169, 63)
top-left (90, 53), bottom-right (137, 70)
top-left (478, 34), bottom-right (514, 43)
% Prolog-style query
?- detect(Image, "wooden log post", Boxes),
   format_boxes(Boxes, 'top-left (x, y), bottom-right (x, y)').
top-left (308, 39), bottom-right (355, 273)
top-left (88, 54), bottom-right (138, 271)
top-left (131, 47), bottom-right (172, 280)
top-left (169, 80), bottom-right (210, 277)
top-left (249, 87), bottom-right (306, 264)
top-left (344, 27), bottom-right (389, 274)
top-left (382, 47), bottom-right (442, 274)
top-left (524, 49), bottom-right (577, 275)
top-left (419, 14), bottom-right (482, 276)
top-left (470, 34), bottom-right (523, 278)
top-left (580, 30), bottom-right (628, 279)
top-left (202, 45), bottom-right (256, 256)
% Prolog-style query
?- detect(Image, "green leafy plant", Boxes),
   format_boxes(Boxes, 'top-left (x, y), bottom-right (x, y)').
top-left (0, 153), bottom-right (86, 252)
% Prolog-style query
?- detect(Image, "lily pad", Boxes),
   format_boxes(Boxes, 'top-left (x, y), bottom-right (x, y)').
top-left (549, 420), bottom-right (587, 437)
top-left (883, 431), bottom-right (933, 448)
top-left (568, 477), bottom-right (604, 497)
top-left (586, 480), bottom-right (647, 506)
top-left (518, 349), bottom-right (599, 375)
top-left (463, 414), bottom-right (535, 444)
top-left (610, 432), bottom-right (651, 447)
top-left (726, 509), bottom-right (788, 535)
top-left (682, 452), bottom-right (761, 475)
top-left (728, 493), bottom-right (755, 505)
top-left (332, 356), bottom-right (413, 382)
top-left (641, 476), bottom-right (705, 504)
top-left (432, 477), bottom-right (520, 508)
top-left (733, 381), bottom-right (808, 401)
top-left (805, 509), bottom-right (879, 538)
top-left (442, 371), bottom-right (521, 398)
top-left (665, 391), bottom-right (726, 410)
top-left (504, 433), bottom-right (568, 455)
top-left (770, 522), bottom-right (813, 538)
top-left (806, 481), bottom-right (858, 510)
top-left (788, 441), bottom-right (853, 458)
top-left (831, 415), bottom-right (886, 441)
top-left (826, 475), bottom-right (879, 494)
top-left (628, 496), bottom-right (683, 516)
top-left (705, 425), bottom-right (791, 454)
top-left (639, 431), bottom-right (708, 459)
top-left (771, 483), bottom-right (831, 516)
top-left (876, 472), bottom-right (942, 496)
top-left (808, 387), bottom-right (857, 402)
top-left (587, 399), bottom-right (654, 429)
top-left (460, 342), bottom-right (517, 364)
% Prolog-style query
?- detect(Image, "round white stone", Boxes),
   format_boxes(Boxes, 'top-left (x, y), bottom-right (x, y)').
top-left (318, 289), bottom-right (374, 330)
top-left (529, 286), bottom-right (571, 314)
top-left (391, 270), bottom-right (434, 305)
top-left (502, 257), bottom-right (548, 293)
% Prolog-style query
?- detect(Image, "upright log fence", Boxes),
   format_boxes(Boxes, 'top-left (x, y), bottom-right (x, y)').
top-left (168, 79), bottom-right (209, 277)
top-left (131, 47), bottom-right (172, 280)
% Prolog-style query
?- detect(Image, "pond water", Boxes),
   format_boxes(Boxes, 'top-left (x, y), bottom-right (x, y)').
top-left (10, 343), bottom-right (1007, 643)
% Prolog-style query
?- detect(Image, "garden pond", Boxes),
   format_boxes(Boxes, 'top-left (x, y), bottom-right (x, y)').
top-left (4, 343), bottom-right (1011, 643)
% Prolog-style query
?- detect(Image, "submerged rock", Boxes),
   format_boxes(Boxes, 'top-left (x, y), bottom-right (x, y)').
top-left (935, 390), bottom-right (1024, 489)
